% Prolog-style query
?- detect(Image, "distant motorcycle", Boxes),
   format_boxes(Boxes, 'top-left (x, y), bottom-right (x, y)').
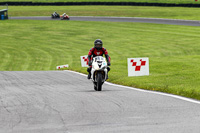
top-left (51, 12), bottom-right (60, 18)
top-left (60, 14), bottom-right (70, 20)
top-left (91, 56), bottom-right (108, 91)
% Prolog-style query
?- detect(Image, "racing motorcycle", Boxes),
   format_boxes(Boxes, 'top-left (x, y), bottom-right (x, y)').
top-left (60, 14), bottom-right (70, 20)
top-left (51, 12), bottom-right (60, 18)
top-left (91, 56), bottom-right (108, 91)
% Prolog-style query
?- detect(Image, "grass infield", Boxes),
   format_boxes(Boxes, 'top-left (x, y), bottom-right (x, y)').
top-left (7, 6), bottom-right (200, 21)
top-left (1, 19), bottom-right (200, 100)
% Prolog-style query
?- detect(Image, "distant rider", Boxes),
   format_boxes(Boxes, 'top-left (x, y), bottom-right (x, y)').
top-left (87, 39), bottom-right (111, 79)
top-left (62, 13), bottom-right (67, 17)
top-left (53, 12), bottom-right (58, 17)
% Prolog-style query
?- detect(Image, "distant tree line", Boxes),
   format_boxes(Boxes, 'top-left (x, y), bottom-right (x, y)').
top-left (0, 2), bottom-right (200, 7)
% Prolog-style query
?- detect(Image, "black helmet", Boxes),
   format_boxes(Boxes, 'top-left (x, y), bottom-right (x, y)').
top-left (94, 39), bottom-right (103, 50)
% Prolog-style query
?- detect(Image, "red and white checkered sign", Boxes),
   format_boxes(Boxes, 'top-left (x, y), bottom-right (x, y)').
top-left (56, 64), bottom-right (69, 69)
top-left (80, 55), bottom-right (88, 67)
top-left (128, 57), bottom-right (149, 76)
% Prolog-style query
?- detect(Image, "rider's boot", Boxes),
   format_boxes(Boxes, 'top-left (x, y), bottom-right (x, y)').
top-left (87, 72), bottom-right (91, 79)
top-left (87, 67), bottom-right (92, 79)
top-left (106, 67), bottom-right (110, 80)
top-left (106, 74), bottom-right (108, 80)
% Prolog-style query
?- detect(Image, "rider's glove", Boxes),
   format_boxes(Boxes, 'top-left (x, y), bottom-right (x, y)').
top-left (107, 62), bottom-right (111, 66)
top-left (88, 61), bottom-right (92, 66)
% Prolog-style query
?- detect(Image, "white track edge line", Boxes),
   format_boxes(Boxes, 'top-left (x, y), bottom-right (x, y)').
top-left (64, 70), bottom-right (200, 105)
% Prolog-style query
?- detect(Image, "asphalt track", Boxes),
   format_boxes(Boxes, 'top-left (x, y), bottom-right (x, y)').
top-left (10, 16), bottom-right (200, 26)
top-left (1, 71), bottom-right (200, 133)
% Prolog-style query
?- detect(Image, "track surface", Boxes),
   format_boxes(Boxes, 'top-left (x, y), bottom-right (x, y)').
top-left (0, 71), bottom-right (200, 133)
top-left (10, 16), bottom-right (200, 26)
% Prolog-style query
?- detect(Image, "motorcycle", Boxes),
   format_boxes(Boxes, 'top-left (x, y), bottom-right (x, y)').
top-left (91, 56), bottom-right (108, 91)
top-left (51, 13), bottom-right (60, 18)
top-left (60, 15), bottom-right (70, 20)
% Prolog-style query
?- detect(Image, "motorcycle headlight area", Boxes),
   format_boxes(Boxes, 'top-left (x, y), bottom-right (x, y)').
top-left (93, 64), bottom-right (100, 70)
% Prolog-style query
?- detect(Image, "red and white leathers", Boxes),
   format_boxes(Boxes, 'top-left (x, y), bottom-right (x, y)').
top-left (87, 47), bottom-right (111, 67)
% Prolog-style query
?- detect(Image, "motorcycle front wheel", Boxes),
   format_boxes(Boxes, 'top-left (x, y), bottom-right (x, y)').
top-left (96, 72), bottom-right (102, 91)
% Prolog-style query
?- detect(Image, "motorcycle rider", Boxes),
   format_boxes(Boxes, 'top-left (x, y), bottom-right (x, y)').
top-left (87, 39), bottom-right (111, 79)
top-left (62, 13), bottom-right (67, 17)
top-left (52, 11), bottom-right (58, 17)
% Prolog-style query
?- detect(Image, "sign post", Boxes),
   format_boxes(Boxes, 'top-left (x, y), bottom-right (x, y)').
top-left (127, 57), bottom-right (149, 76)
top-left (80, 55), bottom-right (88, 67)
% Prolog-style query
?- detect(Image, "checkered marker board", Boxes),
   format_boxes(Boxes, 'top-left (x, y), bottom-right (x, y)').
top-left (80, 55), bottom-right (88, 67)
top-left (127, 58), bottom-right (149, 76)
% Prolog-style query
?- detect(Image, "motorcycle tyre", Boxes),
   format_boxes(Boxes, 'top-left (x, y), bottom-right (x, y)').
top-left (61, 18), bottom-right (70, 20)
top-left (96, 72), bottom-right (102, 91)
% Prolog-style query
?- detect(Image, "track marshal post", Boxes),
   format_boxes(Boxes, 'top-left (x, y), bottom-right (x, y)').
top-left (0, 4), bottom-right (8, 20)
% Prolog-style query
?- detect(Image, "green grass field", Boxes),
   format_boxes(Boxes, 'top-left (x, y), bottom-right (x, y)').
top-left (1, 0), bottom-right (200, 4)
top-left (7, 6), bottom-right (200, 21)
top-left (1, 19), bottom-right (200, 100)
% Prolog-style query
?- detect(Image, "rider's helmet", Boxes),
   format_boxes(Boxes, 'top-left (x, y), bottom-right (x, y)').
top-left (63, 13), bottom-right (66, 16)
top-left (94, 39), bottom-right (103, 50)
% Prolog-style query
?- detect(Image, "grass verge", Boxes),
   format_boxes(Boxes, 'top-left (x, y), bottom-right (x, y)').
top-left (1, 19), bottom-right (200, 100)
top-left (7, 6), bottom-right (200, 21)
